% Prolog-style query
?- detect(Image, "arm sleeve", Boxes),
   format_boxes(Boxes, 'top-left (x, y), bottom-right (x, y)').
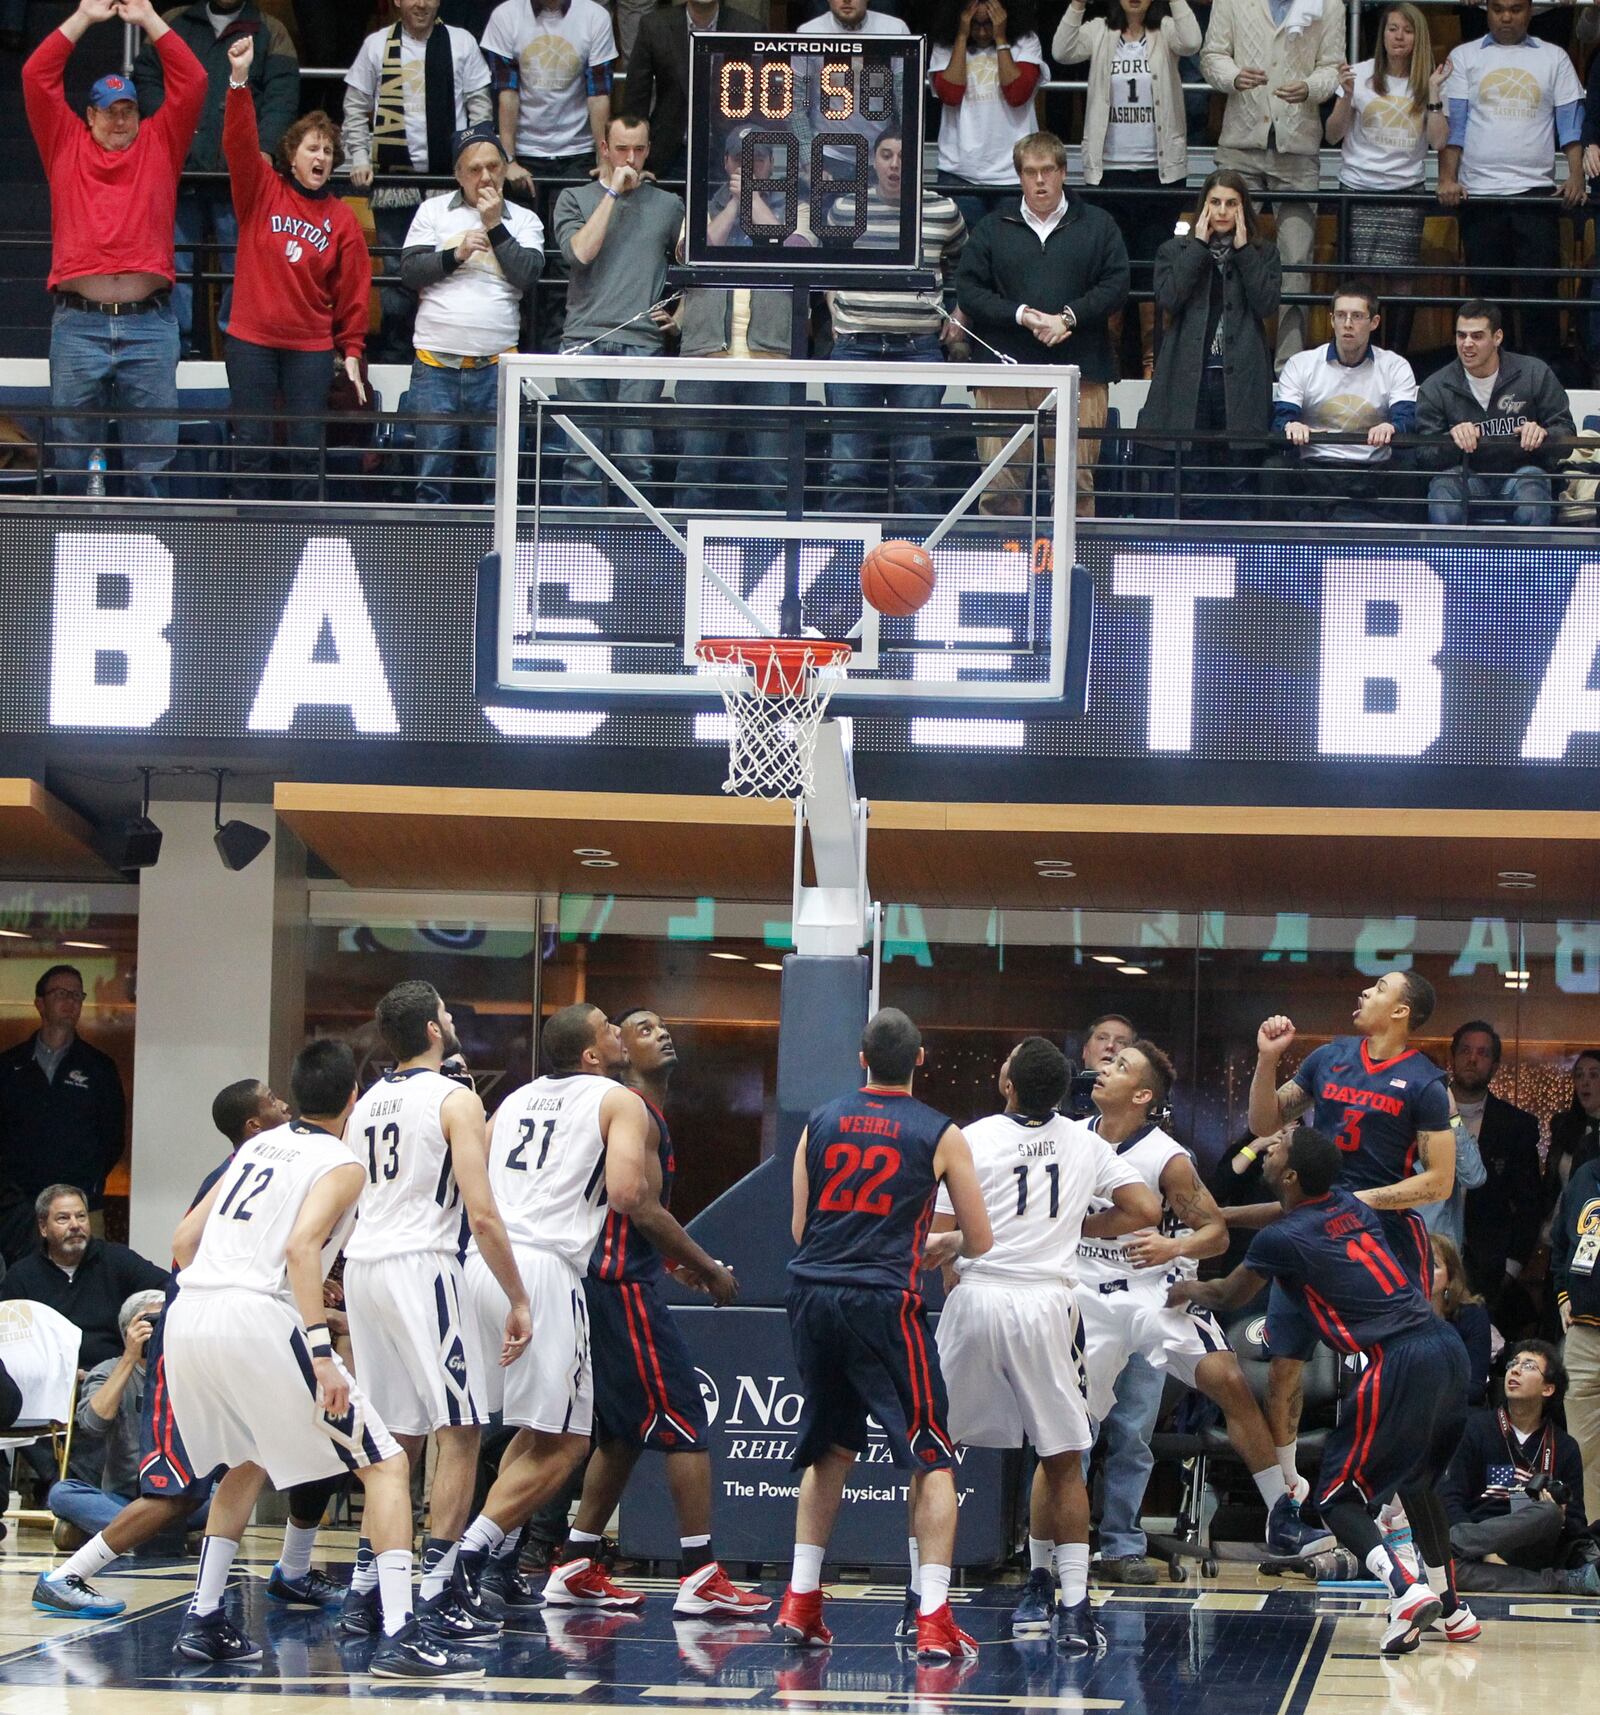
top-left (1550, 1180), bottom-right (1574, 1297)
top-left (1305, 0), bottom-right (1345, 103)
top-left (955, 221), bottom-right (1020, 331)
top-left (1164, 1), bottom-right (1205, 59)
top-left (1066, 219), bottom-right (1130, 327)
top-left (254, 22), bottom-right (301, 154)
top-left (1153, 236), bottom-right (1213, 312)
top-left (96, 1062), bottom-right (127, 1186)
top-left (1052, 8), bottom-right (1091, 64)
top-left (1556, 1433), bottom-right (1587, 1529)
top-left (588, 11), bottom-right (617, 66)
top-left (222, 82), bottom-right (268, 218)
top-left (332, 218), bottom-right (374, 357)
top-left (401, 244), bottom-right (456, 289)
top-left (133, 30), bottom-right (164, 116)
top-left (1451, 1121), bottom-right (1488, 1194)
top-left (554, 185), bottom-right (589, 267)
top-left (1556, 99), bottom-right (1584, 150)
top-left (620, 19), bottom-right (655, 118)
top-left (122, 1244), bottom-right (173, 1296)
top-left (152, 27), bottom-right (208, 168)
top-left (1447, 97), bottom-right (1469, 148)
top-left (461, 38), bottom-right (492, 100)
top-left (488, 216), bottom-right (545, 290)
top-left (74, 1360), bottom-right (119, 1436)
top-left (1235, 241), bottom-right (1282, 320)
top-left (342, 79), bottom-right (375, 169)
top-left (1002, 62), bottom-right (1043, 107)
top-left (1505, 1115), bottom-right (1545, 1266)
top-left (1199, 0), bottom-right (1242, 95)
top-left (932, 72), bottom-right (966, 104)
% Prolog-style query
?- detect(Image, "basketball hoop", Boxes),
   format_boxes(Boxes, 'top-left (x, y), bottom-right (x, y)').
top-left (694, 638), bottom-right (853, 799)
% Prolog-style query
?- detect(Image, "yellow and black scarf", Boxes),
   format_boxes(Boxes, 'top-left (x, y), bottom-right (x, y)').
top-left (371, 22), bottom-right (457, 178)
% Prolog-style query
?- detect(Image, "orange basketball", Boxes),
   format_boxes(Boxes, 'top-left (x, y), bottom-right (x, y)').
top-left (861, 539), bottom-right (936, 617)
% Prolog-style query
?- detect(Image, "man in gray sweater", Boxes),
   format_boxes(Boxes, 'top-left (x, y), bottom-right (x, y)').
top-left (554, 113), bottom-right (683, 508)
top-left (1416, 299), bottom-right (1573, 526)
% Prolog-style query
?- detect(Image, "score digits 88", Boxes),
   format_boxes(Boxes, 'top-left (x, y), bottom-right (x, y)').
top-left (738, 130), bottom-right (869, 246)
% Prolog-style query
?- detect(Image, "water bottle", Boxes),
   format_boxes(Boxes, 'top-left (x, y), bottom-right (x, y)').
top-left (87, 448), bottom-right (107, 498)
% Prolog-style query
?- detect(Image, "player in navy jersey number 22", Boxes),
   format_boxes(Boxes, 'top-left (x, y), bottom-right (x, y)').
top-left (775, 1009), bottom-right (994, 1664)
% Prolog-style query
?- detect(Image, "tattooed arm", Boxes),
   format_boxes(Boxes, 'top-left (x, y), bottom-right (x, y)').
top-left (1125, 1156), bottom-right (1229, 1270)
top-left (1356, 1125), bottom-right (1456, 1210)
top-left (1249, 1014), bottom-right (1314, 1137)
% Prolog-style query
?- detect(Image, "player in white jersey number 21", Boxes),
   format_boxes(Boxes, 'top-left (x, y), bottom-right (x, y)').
top-left (162, 1040), bottom-right (480, 1681)
top-left (933, 1038), bottom-right (1161, 1653)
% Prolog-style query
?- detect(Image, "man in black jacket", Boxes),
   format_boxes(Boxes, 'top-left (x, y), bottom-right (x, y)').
top-left (1416, 299), bottom-right (1573, 527)
top-left (956, 130), bottom-right (1128, 518)
top-left (0, 965), bottom-right (126, 1263)
top-left (1439, 1340), bottom-right (1598, 1595)
top-left (620, 0), bottom-right (763, 182)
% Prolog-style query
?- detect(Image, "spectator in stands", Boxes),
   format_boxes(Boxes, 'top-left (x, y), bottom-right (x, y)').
top-left (822, 130), bottom-right (966, 514)
top-left (1439, 0), bottom-right (1584, 373)
top-left (1200, 0), bottom-right (1345, 367)
top-left (47, 1289), bottom-right (207, 1551)
top-left (1266, 284), bottom-right (1416, 520)
top-left (555, 113), bottom-right (681, 506)
top-left (134, 0), bottom-right (297, 359)
top-left (1139, 171), bottom-right (1279, 514)
top-left (0, 965), bottom-right (127, 1262)
top-left (23, 0), bottom-right (204, 497)
top-left (676, 128), bottom-right (796, 514)
top-left (1536, 1049), bottom-right (1600, 1340)
top-left (797, 0), bottom-right (909, 36)
top-left (1553, 1116), bottom-right (1600, 1514)
top-left (1326, 4), bottom-right (1449, 358)
top-left (483, 0), bottom-right (616, 349)
top-left (221, 35), bottom-right (371, 502)
top-left (401, 124), bottom-right (543, 504)
top-left (1432, 1233), bottom-right (1492, 1406)
top-left (343, 0), bottom-right (492, 362)
top-left (1054, 0), bottom-right (1202, 380)
top-left (1583, 60), bottom-right (1600, 387)
top-left (1441, 1340), bottom-right (1599, 1595)
top-left (1417, 300), bottom-right (1573, 524)
top-left (621, 0), bottom-right (763, 184)
top-left (957, 130), bottom-right (1129, 517)
top-left (930, 0), bottom-right (1048, 236)
top-left (0, 1187), bottom-right (169, 1369)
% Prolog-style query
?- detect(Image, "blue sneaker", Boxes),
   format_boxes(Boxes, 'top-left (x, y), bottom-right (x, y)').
top-left (1053, 1598), bottom-right (1105, 1657)
top-left (1010, 1569), bottom-right (1054, 1637)
top-left (32, 1572), bottom-right (125, 1618)
top-left (173, 1608), bottom-right (263, 1663)
top-left (266, 1564), bottom-right (343, 1608)
top-left (893, 1585), bottom-right (918, 1642)
top-left (1266, 1493), bottom-right (1336, 1558)
top-left (339, 1584), bottom-right (381, 1638)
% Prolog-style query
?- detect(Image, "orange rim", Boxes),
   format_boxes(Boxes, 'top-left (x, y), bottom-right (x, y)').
top-left (695, 637), bottom-right (853, 697)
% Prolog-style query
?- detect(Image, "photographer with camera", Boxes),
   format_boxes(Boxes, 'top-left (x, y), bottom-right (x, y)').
top-left (1438, 1338), bottom-right (1599, 1595)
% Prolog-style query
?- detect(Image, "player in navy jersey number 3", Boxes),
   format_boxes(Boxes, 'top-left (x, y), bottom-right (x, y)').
top-left (775, 1009), bottom-right (994, 1663)
top-left (1172, 1127), bottom-right (1473, 1656)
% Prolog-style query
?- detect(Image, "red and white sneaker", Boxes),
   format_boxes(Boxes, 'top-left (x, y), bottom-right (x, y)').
top-left (772, 1587), bottom-right (832, 1646)
top-left (1429, 1603), bottom-right (1481, 1643)
top-left (542, 1557), bottom-right (645, 1610)
top-left (674, 1562), bottom-right (773, 1617)
top-left (1381, 1584), bottom-right (1442, 1656)
top-left (915, 1604), bottom-right (980, 1663)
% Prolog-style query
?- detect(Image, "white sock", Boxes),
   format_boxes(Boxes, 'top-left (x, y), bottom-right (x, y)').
top-left (907, 1535), bottom-right (921, 1596)
top-left (192, 1535), bottom-right (239, 1616)
top-left (919, 1563), bottom-right (950, 1617)
top-left (565, 1528), bottom-right (602, 1561)
top-left (277, 1519), bottom-right (318, 1582)
top-left (1028, 1535), bottom-right (1054, 1573)
top-left (1253, 1466), bottom-right (1288, 1509)
top-left (420, 1539), bottom-right (458, 1601)
top-left (790, 1543), bottom-right (825, 1595)
top-left (55, 1533), bottom-right (118, 1584)
top-left (1276, 1443), bottom-right (1299, 1488)
top-left (1366, 1545), bottom-right (1408, 1596)
top-left (352, 1536), bottom-right (378, 1593)
top-left (376, 1548), bottom-right (414, 1637)
top-left (1054, 1542), bottom-right (1090, 1607)
top-left (496, 1528), bottom-right (525, 1563)
top-left (459, 1515), bottom-right (506, 1557)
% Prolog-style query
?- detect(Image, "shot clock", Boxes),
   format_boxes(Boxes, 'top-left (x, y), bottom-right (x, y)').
top-left (682, 33), bottom-right (926, 271)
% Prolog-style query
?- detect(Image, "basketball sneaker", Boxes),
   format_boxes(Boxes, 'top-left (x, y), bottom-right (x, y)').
top-left (1266, 1493), bottom-right (1336, 1558)
top-left (914, 1604), bottom-right (979, 1663)
top-left (419, 1589), bottom-right (501, 1646)
top-left (370, 1617), bottom-right (487, 1681)
top-left (173, 1608), bottom-right (263, 1663)
top-left (266, 1564), bottom-right (343, 1608)
top-left (1429, 1604), bottom-right (1481, 1643)
top-left (481, 1552), bottom-right (543, 1613)
top-left (339, 1584), bottom-right (381, 1637)
top-left (771, 1587), bottom-right (832, 1646)
top-left (894, 1585), bottom-right (919, 1641)
top-left (1054, 1598), bottom-right (1106, 1657)
top-left (543, 1556), bottom-right (646, 1610)
top-left (1010, 1568), bottom-right (1054, 1637)
top-left (673, 1561), bottom-right (771, 1616)
top-left (32, 1573), bottom-right (125, 1618)
top-left (1380, 1584), bottom-right (1442, 1656)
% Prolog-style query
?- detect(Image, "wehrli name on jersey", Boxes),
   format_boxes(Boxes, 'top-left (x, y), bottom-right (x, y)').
top-left (837, 1113), bottom-right (901, 1138)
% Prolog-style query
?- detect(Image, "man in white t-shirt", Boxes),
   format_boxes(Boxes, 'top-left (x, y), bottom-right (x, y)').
top-left (797, 0), bottom-right (910, 37)
top-left (343, 0), bottom-right (492, 359)
top-left (482, 0), bottom-right (616, 348)
top-left (1267, 286), bottom-right (1418, 520)
top-left (401, 124), bottom-right (545, 504)
top-left (1438, 0), bottom-right (1583, 370)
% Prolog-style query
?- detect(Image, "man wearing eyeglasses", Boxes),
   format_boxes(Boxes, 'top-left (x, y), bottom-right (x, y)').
top-left (0, 965), bottom-right (127, 1264)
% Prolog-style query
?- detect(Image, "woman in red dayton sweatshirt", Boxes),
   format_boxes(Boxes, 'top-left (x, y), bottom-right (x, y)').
top-left (223, 33), bottom-right (370, 501)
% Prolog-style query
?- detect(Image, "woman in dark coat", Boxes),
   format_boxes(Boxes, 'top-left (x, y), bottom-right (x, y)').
top-left (1137, 170), bottom-right (1279, 517)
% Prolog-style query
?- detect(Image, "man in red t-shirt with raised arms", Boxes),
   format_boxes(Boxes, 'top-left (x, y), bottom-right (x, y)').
top-left (24, 0), bottom-right (204, 496)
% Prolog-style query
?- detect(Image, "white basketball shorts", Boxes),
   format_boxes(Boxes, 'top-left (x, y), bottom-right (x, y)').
top-left (935, 1279), bottom-right (1092, 1458)
top-left (343, 1250), bottom-right (482, 1437)
top-left (162, 1287), bottom-right (399, 1489)
top-left (1077, 1279), bottom-right (1231, 1420)
top-left (464, 1243), bottom-right (592, 1436)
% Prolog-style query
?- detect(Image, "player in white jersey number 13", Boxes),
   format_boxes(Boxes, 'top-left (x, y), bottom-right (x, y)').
top-left (161, 1041), bottom-right (480, 1681)
top-left (933, 1038), bottom-right (1161, 1653)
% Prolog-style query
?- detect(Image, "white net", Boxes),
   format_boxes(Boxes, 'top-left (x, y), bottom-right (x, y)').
top-left (694, 640), bottom-right (852, 799)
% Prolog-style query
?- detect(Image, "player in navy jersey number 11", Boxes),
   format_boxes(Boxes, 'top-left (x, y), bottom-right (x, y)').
top-left (1236, 969), bottom-right (1455, 1532)
top-left (775, 1009), bottom-right (994, 1664)
top-left (1172, 1126), bottom-right (1474, 1657)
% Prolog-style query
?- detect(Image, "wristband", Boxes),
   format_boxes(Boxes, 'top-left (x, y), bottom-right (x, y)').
top-left (603, 185), bottom-right (619, 199)
top-left (1237, 1144), bottom-right (1259, 1165)
top-left (307, 1321), bottom-right (333, 1357)
top-left (229, 78), bottom-right (248, 90)
top-left (1427, 102), bottom-right (1443, 112)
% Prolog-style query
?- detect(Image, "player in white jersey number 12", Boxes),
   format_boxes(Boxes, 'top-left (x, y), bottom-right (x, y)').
top-left (161, 1041), bottom-right (480, 1681)
top-left (933, 1038), bottom-right (1161, 1653)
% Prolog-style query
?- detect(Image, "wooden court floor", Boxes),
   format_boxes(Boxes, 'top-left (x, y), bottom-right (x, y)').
top-left (0, 1524), bottom-right (1595, 1715)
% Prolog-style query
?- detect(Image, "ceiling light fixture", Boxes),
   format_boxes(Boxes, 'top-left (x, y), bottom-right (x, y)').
top-left (1038, 868), bottom-right (1076, 879)
top-left (1496, 870), bottom-right (1536, 881)
top-left (708, 952), bottom-right (747, 961)
top-left (580, 858), bottom-right (618, 868)
top-left (573, 847), bottom-right (612, 858)
top-left (0, 929), bottom-right (30, 940)
top-left (1092, 954), bottom-right (1124, 965)
top-left (213, 769), bottom-right (271, 872)
top-left (1032, 858), bottom-right (1072, 867)
top-left (1117, 965), bottom-right (1149, 977)
top-left (61, 941), bottom-right (107, 950)
top-left (754, 962), bottom-right (784, 971)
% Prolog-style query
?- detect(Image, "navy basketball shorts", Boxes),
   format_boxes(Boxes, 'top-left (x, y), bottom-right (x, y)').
top-left (785, 1281), bottom-right (955, 1473)
top-left (585, 1273), bottom-right (709, 1452)
top-left (137, 1307), bottom-right (211, 1503)
top-left (1315, 1319), bottom-right (1469, 1509)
